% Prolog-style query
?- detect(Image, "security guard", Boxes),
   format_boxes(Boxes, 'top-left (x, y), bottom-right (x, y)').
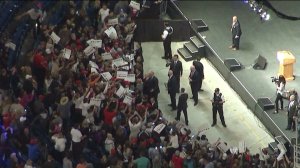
top-left (211, 88), bottom-right (227, 127)
top-left (161, 21), bottom-right (173, 60)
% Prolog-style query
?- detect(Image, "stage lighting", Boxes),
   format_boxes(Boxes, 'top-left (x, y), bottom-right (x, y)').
top-left (243, 0), bottom-right (249, 4)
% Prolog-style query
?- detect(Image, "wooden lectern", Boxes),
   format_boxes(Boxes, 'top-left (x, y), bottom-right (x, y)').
top-left (277, 51), bottom-right (296, 81)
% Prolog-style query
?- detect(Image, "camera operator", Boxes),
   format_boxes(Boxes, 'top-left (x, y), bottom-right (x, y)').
top-left (274, 75), bottom-right (286, 114)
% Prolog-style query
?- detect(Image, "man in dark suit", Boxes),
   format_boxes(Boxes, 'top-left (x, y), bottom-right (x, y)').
top-left (175, 88), bottom-right (189, 125)
top-left (229, 16), bottom-right (242, 51)
top-left (189, 66), bottom-right (199, 106)
top-left (161, 22), bottom-right (173, 59)
top-left (148, 71), bottom-right (160, 103)
top-left (169, 54), bottom-right (183, 93)
top-left (193, 59), bottom-right (204, 92)
top-left (286, 95), bottom-right (298, 131)
top-left (167, 70), bottom-right (177, 110)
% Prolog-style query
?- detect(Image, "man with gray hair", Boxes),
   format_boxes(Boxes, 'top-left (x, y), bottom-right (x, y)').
top-left (189, 66), bottom-right (200, 106)
top-left (286, 94), bottom-right (297, 131)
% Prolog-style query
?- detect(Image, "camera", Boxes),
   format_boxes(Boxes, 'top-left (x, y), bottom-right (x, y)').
top-left (271, 76), bottom-right (279, 83)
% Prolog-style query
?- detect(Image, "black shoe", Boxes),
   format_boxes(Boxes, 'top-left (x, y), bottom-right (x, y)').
top-left (186, 123), bottom-right (189, 126)
top-left (194, 102), bottom-right (198, 106)
top-left (285, 128), bottom-right (291, 130)
top-left (222, 124), bottom-right (227, 128)
top-left (171, 108), bottom-right (177, 111)
top-left (190, 97), bottom-right (194, 99)
top-left (211, 123), bottom-right (216, 127)
top-left (161, 56), bottom-right (167, 59)
top-left (168, 104), bottom-right (172, 106)
top-left (199, 89), bottom-right (204, 92)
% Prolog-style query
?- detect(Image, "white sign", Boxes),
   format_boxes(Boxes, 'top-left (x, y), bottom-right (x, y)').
top-left (113, 58), bottom-right (127, 67)
top-left (89, 61), bottom-right (99, 69)
top-left (62, 48), bottom-right (71, 59)
top-left (104, 26), bottom-right (118, 40)
top-left (116, 71), bottom-right (128, 79)
top-left (217, 141), bottom-right (230, 153)
top-left (108, 18), bottom-right (119, 26)
top-left (154, 123), bottom-right (166, 134)
top-left (91, 67), bottom-right (99, 74)
top-left (90, 97), bottom-right (101, 107)
top-left (87, 39), bottom-right (102, 48)
top-left (50, 32), bottom-right (60, 44)
top-left (101, 52), bottom-right (113, 60)
top-left (123, 95), bottom-right (133, 105)
top-left (129, 1), bottom-right (140, 10)
top-left (115, 85), bottom-right (126, 97)
top-left (125, 74), bottom-right (135, 82)
top-left (101, 72), bottom-right (112, 81)
top-left (5, 42), bottom-right (16, 50)
top-left (84, 46), bottom-right (96, 56)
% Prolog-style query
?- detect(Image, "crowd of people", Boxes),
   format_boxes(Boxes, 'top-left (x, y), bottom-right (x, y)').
top-left (0, 0), bottom-right (295, 168)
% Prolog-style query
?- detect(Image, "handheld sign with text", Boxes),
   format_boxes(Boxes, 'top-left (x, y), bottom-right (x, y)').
top-left (108, 18), bottom-right (119, 26)
top-left (101, 72), bottom-right (112, 81)
top-left (50, 32), bottom-right (60, 44)
top-left (101, 52), bottom-right (113, 61)
top-left (84, 46), bottom-right (96, 56)
top-left (62, 48), bottom-right (71, 59)
top-left (116, 85), bottom-right (125, 98)
top-left (129, 1), bottom-right (140, 10)
top-left (116, 71), bottom-right (128, 79)
top-left (104, 26), bottom-right (118, 40)
top-left (123, 95), bottom-right (133, 105)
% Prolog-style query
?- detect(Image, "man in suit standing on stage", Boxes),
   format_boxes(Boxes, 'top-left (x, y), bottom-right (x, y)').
top-left (193, 59), bottom-right (204, 92)
top-left (229, 16), bottom-right (242, 51)
top-left (175, 88), bottom-right (189, 126)
top-left (169, 54), bottom-right (183, 93)
top-left (167, 70), bottom-right (178, 111)
top-left (286, 95), bottom-right (298, 131)
top-left (189, 65), bottom-right (199, 106)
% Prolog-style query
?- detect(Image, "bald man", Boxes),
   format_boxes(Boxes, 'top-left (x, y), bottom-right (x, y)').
top-left (229, 16), bottom-right (242, 50)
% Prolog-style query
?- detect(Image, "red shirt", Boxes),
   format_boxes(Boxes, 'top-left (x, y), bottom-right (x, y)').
top-left (103, 108), bottom-right (117, 125)
top-left (172, 155), bottom-right (183, 168)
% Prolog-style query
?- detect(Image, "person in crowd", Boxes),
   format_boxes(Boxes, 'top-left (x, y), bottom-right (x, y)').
top-left (133, 150), bottom-right (151, 168)
top-left (167, 70), bottom-right (178, 111)
top-left (193, 59), bottom-right (204, 92)
top-left (211, 88), bottom-right (227, 127)
top-left (147, 71), bottom-right (160, 103)
top-left (169, 54), bottom-right (183, 93)
top-left (70, 124), bottom-right (86, 161)
top-left (229, 16), bottom-right (242, 50)
top-left (188, 65), bottom-right (199, 106)
top-left (171, 150), bottom-right (184, 168)
top-left (274, 75), bottom-right (286, 114)
top-left (175, 88), bottom-right (189, 126)
top-left (161, 21), bottom-right (173, 60)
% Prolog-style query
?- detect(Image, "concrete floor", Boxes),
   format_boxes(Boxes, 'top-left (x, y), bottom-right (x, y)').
top-left (142, 42), bottom-right (274, 154)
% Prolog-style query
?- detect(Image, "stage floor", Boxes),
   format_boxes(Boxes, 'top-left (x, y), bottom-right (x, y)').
top-left (174, 1), bottom-right (300, 141)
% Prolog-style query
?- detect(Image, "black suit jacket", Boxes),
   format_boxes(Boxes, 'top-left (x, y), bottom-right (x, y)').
top-left (232, 20), bottom-right (242, 38)
top-left (178, 92), bottom-right (188, 109)
top-left (288, 101), bottom-right (297, 118)
top-left (193, 61), bottom-right (204, 79)
top-left (189, 71), bottom-right (200, 90)
top-left (167, 75), bottom-right (177, 95)
top-left (149, 76), bottom-right (160, 95)
top-left (170, 60), bottom-right (183, 78)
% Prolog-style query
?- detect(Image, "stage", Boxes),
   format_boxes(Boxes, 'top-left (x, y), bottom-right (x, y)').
top-left (169, 0), bottom-right (300, 143)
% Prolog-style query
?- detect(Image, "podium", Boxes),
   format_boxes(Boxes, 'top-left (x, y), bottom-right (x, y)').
top-left (277, 51), bottom-right (296, 81)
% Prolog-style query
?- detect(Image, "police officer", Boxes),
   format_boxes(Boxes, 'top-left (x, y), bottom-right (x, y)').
top-left (211, 88), bottom-right (226, 127)
top-left (161, 21), bottom-right (173, 60)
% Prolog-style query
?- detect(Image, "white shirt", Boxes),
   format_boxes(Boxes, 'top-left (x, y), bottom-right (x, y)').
top-left (169, 134), bottom-right (179, 148)
top-left (277, 82), bottom-right (285, 95)
top-left (70, 128), bottom-right (82, 143)
top-left (162, 30), bottom-right (168, 40)
top-left (99, 8), bottom-right (110, 22)
top-left (52, 136), bottom-right (66, 152)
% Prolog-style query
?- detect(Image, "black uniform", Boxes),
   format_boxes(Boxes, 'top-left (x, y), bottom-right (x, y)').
top-left (212, 92), bottom-right (226, 127)
top-left (176, 92), bottom-right (189, 125)
top-left (163, 26), bottom-right (173, 59)
top-left (189, 70), bottom-right (200, 105)
top-left (193, 60), bottom-right (204, 91)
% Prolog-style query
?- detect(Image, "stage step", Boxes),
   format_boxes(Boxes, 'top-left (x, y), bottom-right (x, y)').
top-left (268, 142), bottom-right (278, 151)
top-left (190, 36), bottom-right (205, 49)
top-left (183, 41), bottom-right (198, 55)
top-left (177, 47), bottom-right (193, 61)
